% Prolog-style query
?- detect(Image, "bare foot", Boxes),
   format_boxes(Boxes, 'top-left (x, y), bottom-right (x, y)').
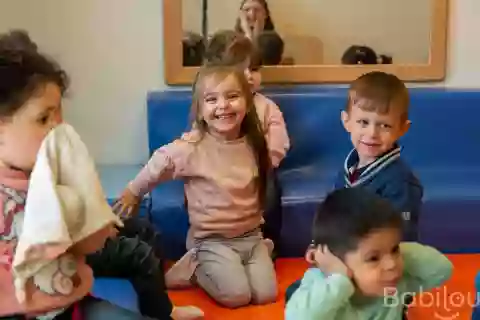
top-left (171, 306), bottom-right (204, 320)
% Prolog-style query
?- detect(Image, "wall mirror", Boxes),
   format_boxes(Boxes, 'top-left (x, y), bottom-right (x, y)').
top-left (163, 0), bottom-right (448, 85)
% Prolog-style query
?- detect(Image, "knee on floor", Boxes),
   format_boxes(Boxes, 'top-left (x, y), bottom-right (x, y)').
top-left (215, 286), bottom-right (252, 309)
top-left (251, 284), bottom-right (278, 305)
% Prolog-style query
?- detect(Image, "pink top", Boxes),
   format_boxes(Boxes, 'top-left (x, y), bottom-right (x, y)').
top-left (0, 167), bottom-right (92, 318)
top-left (129, 132), bottom-right (264, 239)
top-left (254, 93), bottom-right (290, 168)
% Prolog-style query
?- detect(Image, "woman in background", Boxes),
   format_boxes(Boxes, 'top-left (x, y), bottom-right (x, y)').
top-left (235, 0), bottom-right (275, 40)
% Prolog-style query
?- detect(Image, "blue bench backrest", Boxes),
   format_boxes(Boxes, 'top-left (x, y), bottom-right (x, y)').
top-left (147, 86), bottom-right (480, 257)
top-left (148, 87), bottom-right (480, 170)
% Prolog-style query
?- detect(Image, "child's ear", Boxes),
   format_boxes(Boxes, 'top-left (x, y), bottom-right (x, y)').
top-left (341, 110), bottom-right (351, 132)
top-left (305, 247), bottom-right (318, 265)
top-left (400, 119), bottom-right (411, 136)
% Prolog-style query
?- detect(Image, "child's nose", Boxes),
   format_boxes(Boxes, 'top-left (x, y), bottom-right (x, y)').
top-left (53, 109), bottom-right (63, 124)
top-left (367, 124), bottom-right (379, 137)
top-left (382, 256), bottom-right (398, 271)
top-left (217, 97), bottom-right (229, 109)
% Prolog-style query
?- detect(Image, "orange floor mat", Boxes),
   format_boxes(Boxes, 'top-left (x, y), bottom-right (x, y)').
top-left (168, 254), bottom-right (480, 320)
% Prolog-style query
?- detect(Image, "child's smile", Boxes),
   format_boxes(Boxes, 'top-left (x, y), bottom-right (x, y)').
top-left (201, 74), bottom-right (247, 141)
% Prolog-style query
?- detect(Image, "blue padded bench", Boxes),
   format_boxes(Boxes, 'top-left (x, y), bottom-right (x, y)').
top-left (147, 87), bottom-right (480, 259)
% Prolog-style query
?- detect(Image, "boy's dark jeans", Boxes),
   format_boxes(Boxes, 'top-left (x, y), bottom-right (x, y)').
top-left (262, 170), bottom-right (283, 259)
top-left (86, 218), bottom-right (173, 320)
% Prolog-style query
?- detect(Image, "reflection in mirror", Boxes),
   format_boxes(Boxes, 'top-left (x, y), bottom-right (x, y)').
top-left (182, 0), bottom-right (432, 67)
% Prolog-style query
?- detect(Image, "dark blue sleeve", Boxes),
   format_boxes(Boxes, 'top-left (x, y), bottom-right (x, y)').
top-left (381, 179), bottom-right (423, 215)
top-left (380, 178), bottom-right (423, 240)
top-left (333, 169), bottom-right (345, 191)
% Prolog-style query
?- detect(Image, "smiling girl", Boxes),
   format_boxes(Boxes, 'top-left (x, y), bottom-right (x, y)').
top-left (115, 66), bottom-right (278, 308)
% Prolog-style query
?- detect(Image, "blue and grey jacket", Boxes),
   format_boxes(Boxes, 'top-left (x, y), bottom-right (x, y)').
top-left (334, 145), bottom-right (423, 241)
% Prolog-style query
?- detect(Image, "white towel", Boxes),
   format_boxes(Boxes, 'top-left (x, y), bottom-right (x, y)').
top-left (12, 123), bottom-right (122, 305)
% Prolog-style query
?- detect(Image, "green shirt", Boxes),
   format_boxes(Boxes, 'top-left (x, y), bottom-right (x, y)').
top-left (285, 242), bottom-right (453, 320)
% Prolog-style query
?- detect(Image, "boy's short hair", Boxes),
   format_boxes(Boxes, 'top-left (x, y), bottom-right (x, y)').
top-left (347, 71), bottom-right (409, 122)
top-left (312, 188), bottom-right (403, 258)
top-left (203, 30), bottom-right (254, 67)
top-left (255, 30), bottom-right (284, 66)
top-left (0, 29), bottom-right (68, 117)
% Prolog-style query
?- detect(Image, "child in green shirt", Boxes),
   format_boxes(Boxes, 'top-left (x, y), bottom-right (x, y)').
top-left (285, 188), bottom-right (453, 319)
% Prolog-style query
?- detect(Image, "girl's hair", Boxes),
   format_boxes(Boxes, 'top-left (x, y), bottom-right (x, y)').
top-left (234, 0), bottom-right (275, 34)
top-left (0, 30), bottom-right (68, 117)
top-left (204, 30), bottom-right (263, 72)
top-left (190, 65), bottom-right (270, 208)
top-left (0, 29), bottom-right (38, 52)
top-left (204, 30), bottom-right (254, 67)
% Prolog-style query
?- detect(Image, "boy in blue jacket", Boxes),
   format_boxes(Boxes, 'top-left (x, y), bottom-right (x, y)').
top-left (334, 71), bottom-right (422, 242)
top-left (286, 72), bottom-right (423, 317)
top-left (285, 188), bottom-right (452, 320)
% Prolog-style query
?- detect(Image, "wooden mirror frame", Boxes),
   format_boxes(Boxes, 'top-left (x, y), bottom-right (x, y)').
top-left (163, 0), bottom-right (448, 85)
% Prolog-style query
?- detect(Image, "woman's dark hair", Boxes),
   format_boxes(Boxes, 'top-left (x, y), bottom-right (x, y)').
top-left (312, 188), bottom-right (403, 258)
top-left (0, 29), bottom-right (68, 117)
top-left (190, 65), bottom-right (270, 208)
top-left (234, 0), bottom-right (275, 34)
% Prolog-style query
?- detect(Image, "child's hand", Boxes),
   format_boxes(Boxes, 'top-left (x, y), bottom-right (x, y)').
top-left (112, 188), bottom-right (140, 219)
top-left (252, 15), bottom-right (266, 37)
top-left (239, 11), bottom-right (253, 38)
top-left (306, 245), bottom-right (352, 278)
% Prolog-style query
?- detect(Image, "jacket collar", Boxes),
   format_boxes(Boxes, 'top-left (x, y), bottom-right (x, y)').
top-left (343, 144), bottom-right (401, 187)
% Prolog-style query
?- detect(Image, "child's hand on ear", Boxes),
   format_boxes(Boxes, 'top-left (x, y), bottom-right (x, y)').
top-left (306, 245), bottom-right (352, 278)
top-left (112, 188), bottom-right (140, 219)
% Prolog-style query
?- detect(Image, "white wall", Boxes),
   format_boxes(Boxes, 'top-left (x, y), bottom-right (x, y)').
top-left (444, 0), bottom-right (480, 87)
top-left (0, 0), bottom-right (163, 165)
top-left (0, 0), bottom-right (479, 165)
top-left (183, 0), bottom-right (431, 64)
